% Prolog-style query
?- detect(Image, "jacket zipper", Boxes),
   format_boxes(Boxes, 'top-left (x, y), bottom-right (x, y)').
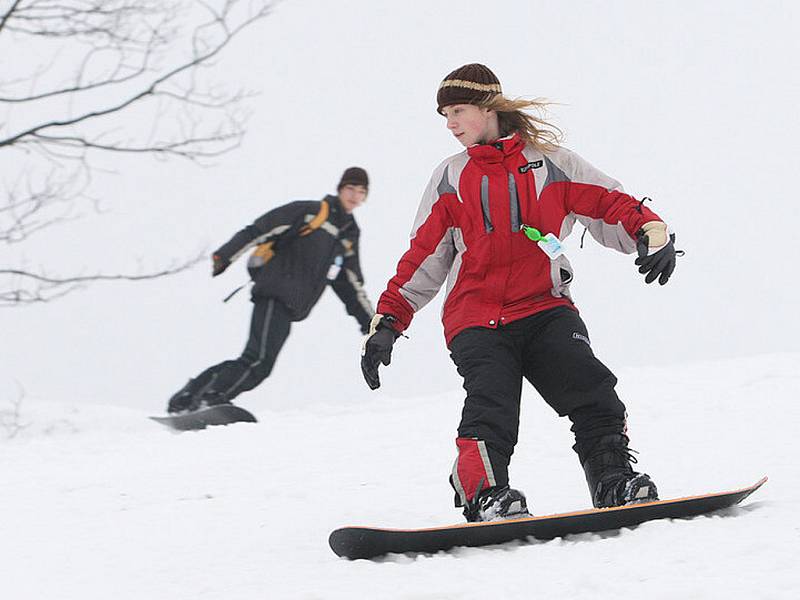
top-left (508, 172), bottom-right (521, 232)
top-left (480, 175), bottom-right (493, 233)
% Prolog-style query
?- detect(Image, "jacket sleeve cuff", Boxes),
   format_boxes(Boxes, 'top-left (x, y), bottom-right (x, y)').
top-left (376, 299), bottom-right (412, 333)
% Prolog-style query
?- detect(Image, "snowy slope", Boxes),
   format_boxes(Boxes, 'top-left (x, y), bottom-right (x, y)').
top-left (1, 354), bottom-right (797, 600)
top-left (2, 2), bottom-right (799, 598)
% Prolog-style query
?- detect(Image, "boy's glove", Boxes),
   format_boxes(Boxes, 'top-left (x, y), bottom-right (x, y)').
top-left (212, 254), bottom-right (230, 277)
top-left (361, 314), bottom-right (401, 390)
top-left (635, 221), bottom-right (677, 285)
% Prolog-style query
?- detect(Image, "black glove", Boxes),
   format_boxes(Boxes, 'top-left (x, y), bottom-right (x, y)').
top-left (212, 254), bottom-right (230, 277)
top-left (361, 314), bottom-right (400, 390)
top-left (635, 231), bottom-right (677, 285)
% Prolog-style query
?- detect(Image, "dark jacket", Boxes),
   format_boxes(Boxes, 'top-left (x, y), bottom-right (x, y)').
top-left (215, 195), bottom-right (374, 331)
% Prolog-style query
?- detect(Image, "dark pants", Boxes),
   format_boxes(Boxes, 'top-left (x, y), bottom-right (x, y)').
top-left (448, 306), bottom-right (627, 506)
top-left (184, 297), bottom-right (292, 404)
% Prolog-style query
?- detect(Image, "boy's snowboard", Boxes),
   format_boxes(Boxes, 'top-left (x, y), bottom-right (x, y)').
top-left (149, 404), bottom-right (257, 431)
top-left (329, 476), bottom-right (767, 559)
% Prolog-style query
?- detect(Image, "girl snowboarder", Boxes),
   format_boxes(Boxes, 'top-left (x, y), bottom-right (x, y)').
top-left (361, 64), bottom-right (678, 522)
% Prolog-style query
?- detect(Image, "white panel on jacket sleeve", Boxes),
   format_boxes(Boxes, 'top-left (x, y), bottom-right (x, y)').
top-left (399, 228), bottom-right (456, 312)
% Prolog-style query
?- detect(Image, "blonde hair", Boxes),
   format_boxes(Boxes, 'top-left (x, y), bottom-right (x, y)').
top-left (482, 95), bottom-right (563, 152)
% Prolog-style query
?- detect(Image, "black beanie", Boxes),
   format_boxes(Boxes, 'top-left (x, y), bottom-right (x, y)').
top-left (337, 167), bottom-right (369, 190)
top-left (436, 63), bottom-right (502, 115)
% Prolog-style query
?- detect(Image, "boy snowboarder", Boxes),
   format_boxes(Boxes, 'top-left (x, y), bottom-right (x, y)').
top-left (168, 167), bottom-right (375, 413)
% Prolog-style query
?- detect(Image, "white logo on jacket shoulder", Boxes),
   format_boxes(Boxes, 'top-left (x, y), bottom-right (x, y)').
top-left (572, 332), bottom-right (590, 345)
top-left (518, 160), bottom-right (543, 174)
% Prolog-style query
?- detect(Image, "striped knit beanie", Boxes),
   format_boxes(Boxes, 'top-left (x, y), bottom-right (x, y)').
top-left (436, 63), bottom-right (502, 115)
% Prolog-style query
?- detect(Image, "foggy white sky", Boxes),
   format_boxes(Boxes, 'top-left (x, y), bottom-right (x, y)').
top-left (2, 0), bottom-right (798, 411)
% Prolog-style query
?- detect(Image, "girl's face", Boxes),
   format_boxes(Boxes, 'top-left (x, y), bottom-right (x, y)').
top-left (442, 104), bottom-right (499, 147)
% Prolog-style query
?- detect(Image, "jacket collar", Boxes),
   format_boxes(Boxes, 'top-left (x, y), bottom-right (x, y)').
top-left (467, 132), bottom-right (525, 164)
top-left (324, 194), bottom-right (354, 229)
top-left (324, 194), bottom-right (340, 209)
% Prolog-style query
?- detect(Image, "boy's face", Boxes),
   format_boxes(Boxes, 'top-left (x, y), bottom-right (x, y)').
top-left (338, 184), bottom-right (368, 213)
top-left (441, 104), bottom-right (496, 147)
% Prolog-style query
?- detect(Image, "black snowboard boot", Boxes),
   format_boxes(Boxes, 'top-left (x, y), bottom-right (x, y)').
top-left (167, 377), bottom-right (232, 414)
top-left (578, 434), bottom-right (659, 508)
top-left (195, 390), bottom-right (231, 410)
top-left (463, 486), bottom-right (531, 523)
top-left (167, 380), bottom-right (199, 414)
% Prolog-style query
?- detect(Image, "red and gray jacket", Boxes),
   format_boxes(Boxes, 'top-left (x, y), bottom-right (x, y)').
top-left (377, 133), bottom-right (663, 345)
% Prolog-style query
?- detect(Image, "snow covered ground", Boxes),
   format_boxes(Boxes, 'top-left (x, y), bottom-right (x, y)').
top-left (3, 1), bottom-right (799, 598)
top-left (2, 353), bottom-right (797, 599)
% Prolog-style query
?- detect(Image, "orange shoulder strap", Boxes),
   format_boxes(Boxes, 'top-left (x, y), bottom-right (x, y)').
top-left (299, 200), bottom-right (330, 236)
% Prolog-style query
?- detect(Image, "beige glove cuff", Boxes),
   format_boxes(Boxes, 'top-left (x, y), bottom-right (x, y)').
top-left (361, 313), bottom-right (386, 356)
top-left (641, 221), bottom-right (670, 249)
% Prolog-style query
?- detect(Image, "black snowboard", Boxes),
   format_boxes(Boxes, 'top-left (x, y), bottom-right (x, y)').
top-left (329, 476), bottom-right (767, 559)
top-left (149, 404), bottom-right (257, 431)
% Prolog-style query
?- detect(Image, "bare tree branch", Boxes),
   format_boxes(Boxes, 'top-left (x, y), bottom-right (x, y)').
top-left (0, 251), bottom-right (206, 306)
top-left (24, 130), bottom-right (243, 160)
top-left (1, 162), bottom-right (89, 243)
top-left (1, 0), bottom-right (275, 306)
top-left (0, 3), bottom-right (269, 148)
top-left (0, 0), bottom-right (25, 36)
top-left (0, 382), bottom-right (29, 439)
top-left (0, 58), bottom-right (152, 103)
top-left (2, 257), bottom-right (204, 284)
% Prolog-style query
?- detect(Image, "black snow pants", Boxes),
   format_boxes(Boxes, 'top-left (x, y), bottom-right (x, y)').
top-left (184, 297), bottom-right (292, 404)
top-left (448, 306), bottom-right (627, 506)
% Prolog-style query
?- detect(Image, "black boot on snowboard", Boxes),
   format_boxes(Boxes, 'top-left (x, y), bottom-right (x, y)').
top-left (463, 486), bottom-right (532, 523)
top-left (167, 380), bottom-right (231, 414)
top-left (578, 434), bottom-right (659, 508)
top-left (167, 380), bottom-right (199, 414)
top-left (195, 391), bottom-right (232, 410)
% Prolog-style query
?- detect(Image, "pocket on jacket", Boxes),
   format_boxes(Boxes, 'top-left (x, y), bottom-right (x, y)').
top-left (550, 255), bottom-right (574, 297)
